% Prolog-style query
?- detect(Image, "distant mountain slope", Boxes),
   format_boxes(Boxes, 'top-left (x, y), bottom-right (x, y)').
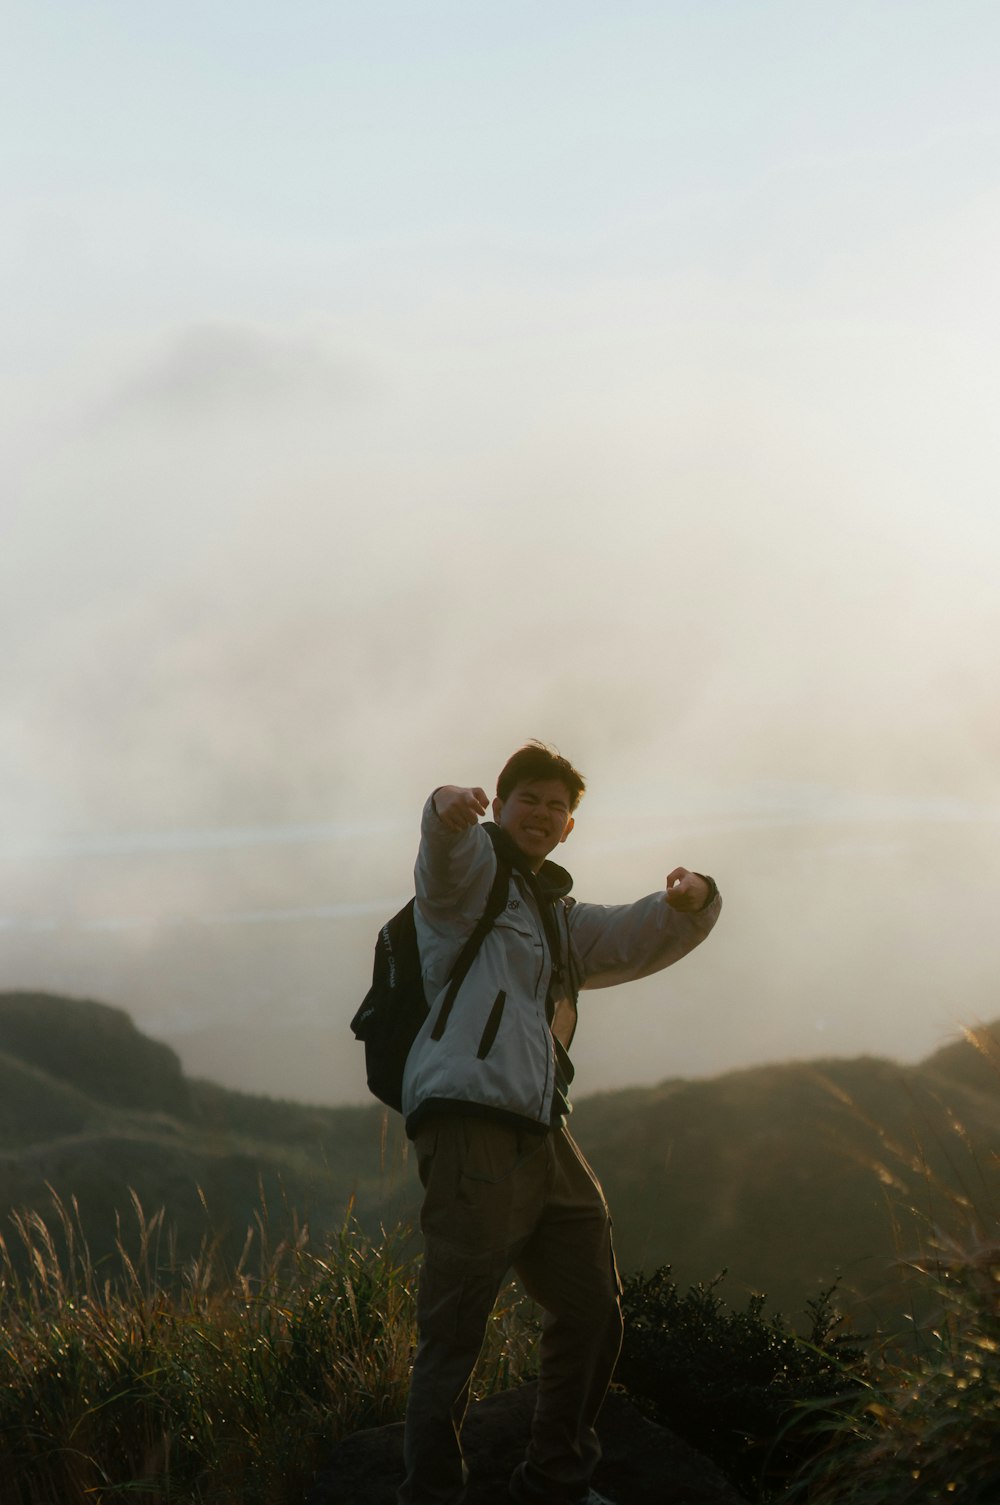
top-left (1, 992), bottom-right (998, 1330)
top-left (922, 1022), bottom-right (1000, 1097)
top-left (0, 1049), bottom-right (114, 1148)
top-left (0, 992), bottom-right (190, 1115)
top-left (572, 1034), bottom-right (1000, 1323)
top-left (0, 992), bottom-right (414, 1272)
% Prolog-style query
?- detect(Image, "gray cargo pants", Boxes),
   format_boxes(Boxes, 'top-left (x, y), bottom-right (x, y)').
top-left (397, 1115), bottom-right (623, 1505)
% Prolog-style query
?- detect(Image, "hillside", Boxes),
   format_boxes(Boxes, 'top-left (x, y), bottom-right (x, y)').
top-left (574, 1037), bottom-right (1000, 1323)
top-left (0, 992), bottom-right (415, 1272)
top-left (1, 992), bottom-right (998, 1330)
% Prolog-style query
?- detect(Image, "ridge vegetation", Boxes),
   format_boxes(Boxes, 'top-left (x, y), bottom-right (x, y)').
top-left (2, 991), bottom-right (998, 1329)
top-left (2, 993), bottom-right (1000, 1501)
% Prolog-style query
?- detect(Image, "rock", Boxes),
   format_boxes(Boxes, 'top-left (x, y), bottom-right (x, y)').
top-left (305, 1382), bottom-right (751, 1505)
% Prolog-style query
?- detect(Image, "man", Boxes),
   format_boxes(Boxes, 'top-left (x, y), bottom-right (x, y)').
top-left (399, 742), bottom-right (722, 1505)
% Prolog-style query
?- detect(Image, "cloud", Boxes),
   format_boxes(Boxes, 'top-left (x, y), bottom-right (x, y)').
top-left (104, 321), bottom-right (361, 422)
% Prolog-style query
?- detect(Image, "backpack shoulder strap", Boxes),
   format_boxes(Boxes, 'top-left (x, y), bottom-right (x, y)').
top-left (429, 849), bottom-right (511, 1039)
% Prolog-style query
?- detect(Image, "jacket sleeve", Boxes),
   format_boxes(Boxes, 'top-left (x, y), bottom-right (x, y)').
top-left (414, 793), bottom-right (497, 927)
top-left (567, 888), bottom-right (721, 990)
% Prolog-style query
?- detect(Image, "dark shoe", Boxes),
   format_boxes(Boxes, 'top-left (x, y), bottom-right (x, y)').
top-left (509, 1461), bottom-right (616, 1505)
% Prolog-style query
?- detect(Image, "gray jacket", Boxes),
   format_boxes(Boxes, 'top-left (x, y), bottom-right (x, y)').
top-left (402, 794), bottom-right (722, 1137)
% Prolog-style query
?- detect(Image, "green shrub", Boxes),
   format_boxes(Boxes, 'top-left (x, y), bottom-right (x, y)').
top-left (615, 1266), bottom-right (867, 1501)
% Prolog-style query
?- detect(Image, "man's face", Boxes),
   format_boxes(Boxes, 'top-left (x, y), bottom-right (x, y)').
top-left (492, 778), bottom-right (575, 870)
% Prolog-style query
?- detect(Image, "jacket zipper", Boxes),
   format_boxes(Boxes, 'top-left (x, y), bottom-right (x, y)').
top-left (531, 895), bottom-right (553, 1119)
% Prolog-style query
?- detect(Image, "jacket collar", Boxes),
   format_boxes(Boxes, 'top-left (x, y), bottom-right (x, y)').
top-left (483, 821), bottom-right (574, 901)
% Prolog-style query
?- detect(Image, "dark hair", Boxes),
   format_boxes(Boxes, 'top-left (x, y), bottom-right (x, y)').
top-left (496, 741), bottom-right (586, 811)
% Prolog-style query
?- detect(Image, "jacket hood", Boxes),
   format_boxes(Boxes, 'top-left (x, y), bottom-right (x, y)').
top-left (483, 821), bottom-right (574, 901)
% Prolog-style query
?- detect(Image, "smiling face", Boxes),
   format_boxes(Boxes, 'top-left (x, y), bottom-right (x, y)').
top-left (492, 778), bottom-right (576, 871)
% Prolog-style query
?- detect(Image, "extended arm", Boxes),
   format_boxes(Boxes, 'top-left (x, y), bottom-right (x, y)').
top-left (414, 785), bottom-right (496, 924)
top-left (568, 874), bottom-right (721, 990)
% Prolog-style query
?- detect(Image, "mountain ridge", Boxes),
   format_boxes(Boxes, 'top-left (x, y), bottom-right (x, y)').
top-left (1, 990), bottom-right (998, 1328)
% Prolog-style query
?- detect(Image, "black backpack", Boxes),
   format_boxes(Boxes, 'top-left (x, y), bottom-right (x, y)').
top-left (350, 852), bottom-right (511, 1112)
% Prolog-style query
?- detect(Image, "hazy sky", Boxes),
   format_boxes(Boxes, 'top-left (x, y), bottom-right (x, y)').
top-left (3, 2), bottom-right (1000, 1103)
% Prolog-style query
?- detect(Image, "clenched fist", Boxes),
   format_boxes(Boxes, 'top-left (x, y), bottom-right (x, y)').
top-left (665, 868), bottom-right (710, 912)
top-left (433, 785), bottom-right (490, 834)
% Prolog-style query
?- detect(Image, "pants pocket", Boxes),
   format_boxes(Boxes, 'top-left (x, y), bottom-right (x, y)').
top-left (413, 1122), bottom-right (440, 1188)
top-left (417, 1237), bottom-right (508, 1347)
top-left (421, 1118), bottom-right (545, 1253)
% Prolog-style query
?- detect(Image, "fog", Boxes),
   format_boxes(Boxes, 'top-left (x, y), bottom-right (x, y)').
top-left (3, 3), bottom-right (1000, 1103)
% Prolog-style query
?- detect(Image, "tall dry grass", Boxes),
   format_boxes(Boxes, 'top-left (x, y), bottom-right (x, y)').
top-left (0, 1189), bottom-right (536, 1505)
top-left (781, 1025), bottom-right (1000, 1504)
